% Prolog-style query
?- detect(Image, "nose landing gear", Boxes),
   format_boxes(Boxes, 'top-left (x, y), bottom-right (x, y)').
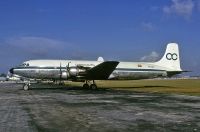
top-left (23, 81), bottom-right (31, 90)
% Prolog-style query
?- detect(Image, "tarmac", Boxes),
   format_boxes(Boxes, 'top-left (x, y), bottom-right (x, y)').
top-left (0, 82), bottom-right (199, 132)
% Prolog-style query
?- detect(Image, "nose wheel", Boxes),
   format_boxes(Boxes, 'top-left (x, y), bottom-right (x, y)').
top-left (23, 81), bottom-right (30, 90)
top-left (23, 84), bottom-right (30, 90)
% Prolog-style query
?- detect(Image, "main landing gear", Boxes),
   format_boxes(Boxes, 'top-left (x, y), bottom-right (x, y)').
top-left (83, 80), bottom-right (97, 89)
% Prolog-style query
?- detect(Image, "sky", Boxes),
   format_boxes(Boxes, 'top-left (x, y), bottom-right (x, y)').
top-left (0, 0), bottom-right (200, 76)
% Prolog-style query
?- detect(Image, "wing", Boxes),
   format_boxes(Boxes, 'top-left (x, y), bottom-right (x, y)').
top-left (85, 61), bottom-right (119, 80)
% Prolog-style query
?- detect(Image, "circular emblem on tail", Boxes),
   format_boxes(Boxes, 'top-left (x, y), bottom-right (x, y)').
top-left (166, 53), bottom-right (178, 60)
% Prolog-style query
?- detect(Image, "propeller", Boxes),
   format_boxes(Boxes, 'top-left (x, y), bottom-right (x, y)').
top-left (59, 62), bottom-right (62, 84)
top-left (67, 62), bottom-right (71, 73)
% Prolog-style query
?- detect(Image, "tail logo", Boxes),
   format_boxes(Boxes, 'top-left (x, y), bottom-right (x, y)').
top-left (166, 53), bottom-right (178, 60)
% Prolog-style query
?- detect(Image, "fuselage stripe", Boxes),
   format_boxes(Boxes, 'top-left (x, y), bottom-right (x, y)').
top-left (14, 67), bottom-right (165, 72)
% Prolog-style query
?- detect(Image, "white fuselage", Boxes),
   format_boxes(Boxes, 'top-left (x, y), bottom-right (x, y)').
top-left (12, 59), bottom-right (168, 80)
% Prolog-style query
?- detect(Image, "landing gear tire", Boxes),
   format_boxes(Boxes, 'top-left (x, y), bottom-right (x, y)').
top-left (83, 83), bottom-right (89, 89)
top-left (23, 84), bottom-right (29, 91)
top-left (90, 84), bottom-right (97, 90)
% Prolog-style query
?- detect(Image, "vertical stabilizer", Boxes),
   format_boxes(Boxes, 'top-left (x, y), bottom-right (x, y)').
top-left (155, 43), bottom-right (182, 71)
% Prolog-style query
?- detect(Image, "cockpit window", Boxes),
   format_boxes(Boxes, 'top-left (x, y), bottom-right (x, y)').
top-left (19, 63), bottom-right (29, 67)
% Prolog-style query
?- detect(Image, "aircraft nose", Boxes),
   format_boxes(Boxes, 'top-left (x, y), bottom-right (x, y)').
top-left (9, 68), bottom-right (14, 74)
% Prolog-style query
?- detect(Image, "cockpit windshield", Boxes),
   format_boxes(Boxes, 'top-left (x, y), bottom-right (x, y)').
top-left (19, 63), bottom-right (29, 67)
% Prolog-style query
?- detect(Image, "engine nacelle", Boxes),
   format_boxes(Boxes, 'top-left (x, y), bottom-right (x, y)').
top-left (68, 67), bottom-right (86, 77)
top-left (61, 71), bottom-right (69, 79)
top-left (59, 66), bottom-right (87, 80)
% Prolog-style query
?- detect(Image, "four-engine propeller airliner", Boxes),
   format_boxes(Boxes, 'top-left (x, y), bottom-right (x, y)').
top-left (10, 43), bottom-right (183, 90)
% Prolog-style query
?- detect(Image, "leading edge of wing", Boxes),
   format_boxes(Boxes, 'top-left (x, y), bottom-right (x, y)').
top-left (85, 61), bottom-right (119, 80)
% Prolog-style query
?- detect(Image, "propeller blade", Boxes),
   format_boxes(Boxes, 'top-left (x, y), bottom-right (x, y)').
top-left (59, 62), bottom-right (62, 83)
top-left (67, 62), bottom-right (70, 72)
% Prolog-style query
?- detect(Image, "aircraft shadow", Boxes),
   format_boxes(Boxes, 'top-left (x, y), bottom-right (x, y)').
top-left (109, 85), bottom-right (174, 89)
top-left (21, 84), bottom-right (174, 92)
top-left (27, 86), bottom-right (110, 91)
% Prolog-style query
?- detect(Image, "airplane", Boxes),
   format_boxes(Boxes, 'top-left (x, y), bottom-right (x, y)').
top-left (9, 43), bottom-right (183, 90)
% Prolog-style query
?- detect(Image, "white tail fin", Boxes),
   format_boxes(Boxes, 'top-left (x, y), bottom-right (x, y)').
top-left (155, 43), bottom-right (182, 71)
